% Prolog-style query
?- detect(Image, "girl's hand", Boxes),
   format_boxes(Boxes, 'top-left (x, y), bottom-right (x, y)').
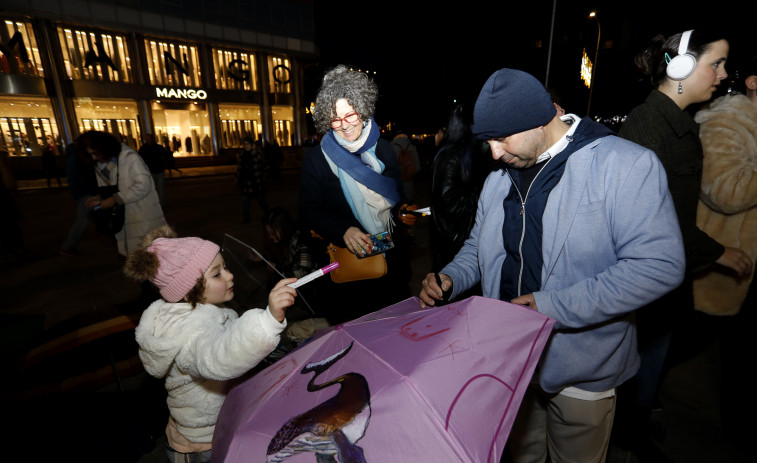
top-left (343, 227), bottom-right (372, 256)
top-left (268, 278), bottom-right (297, 323)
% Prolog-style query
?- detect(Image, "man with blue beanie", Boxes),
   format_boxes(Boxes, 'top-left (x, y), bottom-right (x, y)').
top-left (419, 68), bottom-right (686, 462)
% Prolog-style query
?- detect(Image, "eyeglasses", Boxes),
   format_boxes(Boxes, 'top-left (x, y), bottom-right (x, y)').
top-left (330, 112), bottom-right (359, 129)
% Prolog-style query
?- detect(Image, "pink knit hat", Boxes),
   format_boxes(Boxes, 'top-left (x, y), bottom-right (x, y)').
top-left (147, 237), bottom-right (220, 302)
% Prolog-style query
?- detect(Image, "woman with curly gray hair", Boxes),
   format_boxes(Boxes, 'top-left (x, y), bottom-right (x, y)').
top-left (298, 65), bottom-right (417, 324)
top-left (311, 65), bottom-right (379, 134)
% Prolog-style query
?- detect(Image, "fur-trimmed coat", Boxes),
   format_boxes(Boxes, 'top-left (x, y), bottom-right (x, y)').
top-left (135, 300), bottom-right (286, 443)
top-left (693, 93), bottom-right (757, 315)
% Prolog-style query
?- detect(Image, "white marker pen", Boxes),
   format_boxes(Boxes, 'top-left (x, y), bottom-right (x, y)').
top-left (403, 206), bottom-right (432, 217)
top-left (287, 262), bottom-right (340, 289)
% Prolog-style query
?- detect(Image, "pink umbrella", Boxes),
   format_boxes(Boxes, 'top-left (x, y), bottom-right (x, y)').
top-left (213, 296), bottom-right (554, 462)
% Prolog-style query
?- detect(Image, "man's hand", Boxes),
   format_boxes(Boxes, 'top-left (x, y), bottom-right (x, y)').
top-left (419, 272), bottom-right (452, 308)
top-left (399, 204), bottom-right (418, 226)
top-left (511, 293), bottom-right (538, 311)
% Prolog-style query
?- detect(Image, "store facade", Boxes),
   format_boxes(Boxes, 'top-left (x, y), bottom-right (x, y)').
top-left (1, 11), bottom-right (310, 174)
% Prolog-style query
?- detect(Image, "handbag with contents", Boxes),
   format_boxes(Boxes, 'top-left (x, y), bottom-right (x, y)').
top-left (92, 202), bottom-right (125, 235)
top-left (326, 243), bottom-right (387, 283)
top-left (92, 170), bottom-right (125, 236)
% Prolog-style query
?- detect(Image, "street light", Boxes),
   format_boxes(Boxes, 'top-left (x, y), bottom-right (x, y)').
top-left (586, 11), bottom-right (601, 117)
top-left (545, 0), bottom-right (557, 89)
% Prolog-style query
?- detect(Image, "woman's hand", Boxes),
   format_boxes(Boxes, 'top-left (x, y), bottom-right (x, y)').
top-left (85, 196), bottom-right (115, 209)
top-left (716, 247), bottom-right (754, 278)
top-left (268, 278), bottom-right (298, 323)
top-left (343, 227), bottom-right (372, 256)
top-left (98, 197), bottom-right (116, 209)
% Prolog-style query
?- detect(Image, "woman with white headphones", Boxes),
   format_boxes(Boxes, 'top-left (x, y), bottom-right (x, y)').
top-left (617, 28), bottom-right (752, 461)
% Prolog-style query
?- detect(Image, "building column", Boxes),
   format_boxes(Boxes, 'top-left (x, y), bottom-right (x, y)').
top-left (257, 53), bottom-right (272, 144)
top-left (291, 59), bottom-right (304, 146)
top-left (36, 18), bottom-right (76, 145)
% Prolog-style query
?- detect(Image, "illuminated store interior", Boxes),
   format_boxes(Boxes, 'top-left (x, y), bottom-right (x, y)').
top-left (219, 103), bottom-right (261, 148)
top-left (74, 98), bottom-right (141, 150)
top-left (0, 96), bottom-right (60, 156)
top-left (151, 101), bottom-right (212, 156)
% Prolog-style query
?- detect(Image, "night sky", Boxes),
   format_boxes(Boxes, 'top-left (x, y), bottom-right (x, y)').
top-left (308, 0), bottom-right (756, 133)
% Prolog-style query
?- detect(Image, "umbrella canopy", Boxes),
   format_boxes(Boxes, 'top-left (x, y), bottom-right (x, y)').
top-left (213, 296), bottom-right (554, 462)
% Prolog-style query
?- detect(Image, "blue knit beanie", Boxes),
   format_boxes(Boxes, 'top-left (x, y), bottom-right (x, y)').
top-left (473, 69), bottom-right (556, 140)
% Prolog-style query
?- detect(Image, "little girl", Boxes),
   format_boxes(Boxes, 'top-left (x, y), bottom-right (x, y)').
top-left (124, 225), bottom-right (297, 463)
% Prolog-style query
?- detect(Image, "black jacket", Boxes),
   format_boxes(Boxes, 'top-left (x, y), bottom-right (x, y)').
top-left (430, 141), bottom-right (484, 271)
top-left (620, 89), bottom-right (724, 272)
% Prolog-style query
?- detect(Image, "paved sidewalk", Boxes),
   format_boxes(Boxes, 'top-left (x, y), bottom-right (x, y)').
top-left (14, 164), bottom-right (238, 191)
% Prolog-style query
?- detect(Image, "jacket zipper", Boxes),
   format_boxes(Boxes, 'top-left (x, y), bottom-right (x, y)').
top-left (505, 158), bottom-right (553, 297)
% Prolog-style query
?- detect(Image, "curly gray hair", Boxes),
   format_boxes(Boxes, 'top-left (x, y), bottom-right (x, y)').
top-left (313, 65), bottom-right (379, 134)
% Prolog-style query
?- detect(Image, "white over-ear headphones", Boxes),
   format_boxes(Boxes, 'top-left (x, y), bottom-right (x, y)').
top-left (666, 30), bottom-right (697, 80)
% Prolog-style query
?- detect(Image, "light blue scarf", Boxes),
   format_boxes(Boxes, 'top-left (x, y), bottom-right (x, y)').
top-left (321, 118), bottom-right (398, 234)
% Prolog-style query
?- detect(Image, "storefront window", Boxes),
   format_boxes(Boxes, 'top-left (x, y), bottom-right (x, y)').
top-left (218, 103), bottom-right (261, 148)
top-left (145, 39), bottom-right (201, 88)
top-left (57, 26), bottom-right (132, 82)
top-left (74, 98), bottom-right (141, 150)
top-left (0, 96), bottom-right (60, 156)
top-left (271, 105), bottom-right (293, 147)
top-left (1, 19), bottom-right (44, 77)
top-left (152, 101), bottom-right (211, 156)
top-left (267, 56), bottom-right (291, 93)
top-left (213, 48), bottom-right (257, 91)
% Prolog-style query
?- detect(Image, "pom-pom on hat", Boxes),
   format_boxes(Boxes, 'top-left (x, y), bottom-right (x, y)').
top-left (147, 236), bottom-right (220, 302)
top-left (473, 68), bottom-right (556, 140)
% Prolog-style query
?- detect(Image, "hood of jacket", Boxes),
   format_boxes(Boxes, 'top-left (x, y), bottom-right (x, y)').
top-left (391, 135), bottom-right (412, 150)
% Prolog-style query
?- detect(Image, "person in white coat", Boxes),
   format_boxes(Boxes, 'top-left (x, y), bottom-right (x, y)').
top-left (81, 130), bottom-right (166, 256)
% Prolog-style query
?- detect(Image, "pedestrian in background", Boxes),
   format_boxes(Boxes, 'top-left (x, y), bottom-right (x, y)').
top-left (81, 130), bottom-right (166, 256)
top-left (236, 136), bottom-right (269, 224)
top-left (60, 142), bottom-right (97, 256)
top-left (264, 140), bottom-right (284, 181)
top-left (390, 129), bottom-right (421, 203)
top-left (429, 104), bottom-right (487, 275)
top-left (138, 133), bottom-right (169, 207)
top-left (167, 137), bottom-right (182, 177)
top-left (41, 143), bottom-right (62, 188)
top-left (617, 29), bottom-right (753, 460)
top-left (693, 52), bottom-right (757, 449)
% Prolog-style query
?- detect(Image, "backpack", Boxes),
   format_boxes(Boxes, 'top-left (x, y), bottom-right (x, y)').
top-left (397, 146), bottom-right (416, 182)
